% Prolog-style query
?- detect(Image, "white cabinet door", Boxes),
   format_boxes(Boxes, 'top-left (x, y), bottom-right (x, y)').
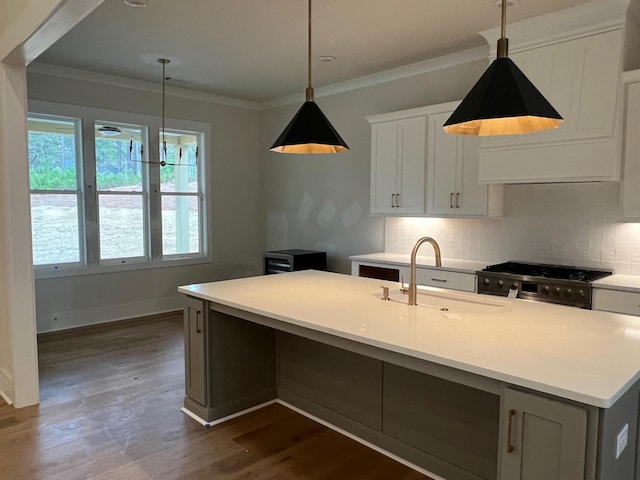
top-left (415, 267), bottom-right (476, 292)
top-left (500, 388), bottom-right (588, 480)
top-left (371, 121), bottom-right (400, 214)
top-left (456, 134), bottom-right (491, 216)
top-left (593, 288), bottom-right (640, 316)
top-left (427, 110), bottom-right (501, 217)
top-left (621, 80), bottom-right (640, 219)
top-left (370, 116), bottom-right (426, 215)
top-left (428, 111), bottom-right (459, 215)
top-left (397, 116), bottom-right (427, 214)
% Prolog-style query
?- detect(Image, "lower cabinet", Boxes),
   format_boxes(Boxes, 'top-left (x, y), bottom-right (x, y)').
top-left (184, 296), bottom-right (208, 406)
top-left (352, 259), bottom-right (477, 292)
top-left (182, 300), bottom-right (277, 422)
top-left (500, 388), bottom-right (588, 480)
top-left (592, 287), bottom-right (640, 316)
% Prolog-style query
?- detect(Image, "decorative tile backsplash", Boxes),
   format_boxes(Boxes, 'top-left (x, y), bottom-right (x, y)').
top-left (385, 182), bottom-right (640, 274)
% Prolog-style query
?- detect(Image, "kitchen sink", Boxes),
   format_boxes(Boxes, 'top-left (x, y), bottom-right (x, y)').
top-left (385, 288), bottom-right (507, 314)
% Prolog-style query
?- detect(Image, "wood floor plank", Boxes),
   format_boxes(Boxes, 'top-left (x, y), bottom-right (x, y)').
top-left (0, 314), bottom-right (434, 479)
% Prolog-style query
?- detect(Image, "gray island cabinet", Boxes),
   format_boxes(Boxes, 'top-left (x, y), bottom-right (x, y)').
top-left (179, 271), bottom-right (640, 480)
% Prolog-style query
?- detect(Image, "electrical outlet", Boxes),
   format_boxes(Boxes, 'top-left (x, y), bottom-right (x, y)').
top-left (616, 423), bottom-right (629, 459)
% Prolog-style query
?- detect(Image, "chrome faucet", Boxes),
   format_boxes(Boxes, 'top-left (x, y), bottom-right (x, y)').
top-left (408, 236), bottom-right (442, 305)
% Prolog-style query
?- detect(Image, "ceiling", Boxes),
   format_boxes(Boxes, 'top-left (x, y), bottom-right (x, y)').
top-left (33, 0), bottom-right (593, 103)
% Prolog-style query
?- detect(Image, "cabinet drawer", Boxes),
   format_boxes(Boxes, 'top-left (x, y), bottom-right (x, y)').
top-left (415, 268), bottom-right (476, 292)
top-left (592, 289), bottom-right (640, 316)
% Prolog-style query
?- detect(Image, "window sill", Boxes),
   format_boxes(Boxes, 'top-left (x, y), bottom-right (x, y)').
top-left (33, 254), bottom-right (213, 280)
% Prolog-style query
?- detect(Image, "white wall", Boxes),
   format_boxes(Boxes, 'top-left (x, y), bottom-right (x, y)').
top-left (260, 59), bottom-right (488, 273)
top-left (27, 72), bottom-right (263, 332)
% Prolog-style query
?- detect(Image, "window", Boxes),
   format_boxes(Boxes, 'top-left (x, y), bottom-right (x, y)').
top-left (159, 129), bottom-right (203, 257)
top-left (28, 115), bottom-right (83, 266)
top-left (95, 122), bottom-right (147, 261)
top-left (27, 104), bottom-right (209, 276)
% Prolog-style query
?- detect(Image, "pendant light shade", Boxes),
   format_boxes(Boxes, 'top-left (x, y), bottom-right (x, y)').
top-left (270, 0), bottom-right (349, 154)
top-left (270, 98), bottom-right (349, 153)
top-left (443, 0), bottom-right (563, 136)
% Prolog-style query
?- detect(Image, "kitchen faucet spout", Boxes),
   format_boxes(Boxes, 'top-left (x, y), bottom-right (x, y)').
top-left (408, 236), bottom-right (441, 305)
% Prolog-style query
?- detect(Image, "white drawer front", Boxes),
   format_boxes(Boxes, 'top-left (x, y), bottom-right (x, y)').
top-left (593, 289), bottom-right (640, 316)
top-left (415, 268), bottom-right (476, 292)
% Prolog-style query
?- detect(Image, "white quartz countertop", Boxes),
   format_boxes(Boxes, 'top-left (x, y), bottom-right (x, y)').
top-left (349, 252), bottom-right (488, 273)
top-left (593, 274), bottom-right (640, 293)
top-left (179, 270), bottom-right (640, 408)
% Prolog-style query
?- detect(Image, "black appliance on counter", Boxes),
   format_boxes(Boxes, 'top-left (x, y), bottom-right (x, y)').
top-left (263, 249), bottom-right (327, 275)
top-left (477, 261), bottom-right (613, 309)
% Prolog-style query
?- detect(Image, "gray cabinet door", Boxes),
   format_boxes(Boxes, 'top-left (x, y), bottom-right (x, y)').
top-left (184, 296), bottom-right (207, 406)
top-left (501, 388), bottom-right (587, 480)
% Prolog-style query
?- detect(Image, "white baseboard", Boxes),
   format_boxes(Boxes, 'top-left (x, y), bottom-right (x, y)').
top-left (180, 400), bottom-right (278, 428)
top-left (0, 368), bottom-right (14, 405)
top-left (36, 295), bottom-right (183, 333)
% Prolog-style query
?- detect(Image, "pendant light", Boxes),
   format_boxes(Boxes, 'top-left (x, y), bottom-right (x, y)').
top-left (129, 58), bottom-right (197, 167)
top-left (443, 0), bottom-right (563, 136)
top-left (270, 0), bottom-right (349, 154)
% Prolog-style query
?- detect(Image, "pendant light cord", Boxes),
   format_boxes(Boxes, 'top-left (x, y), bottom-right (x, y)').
top-left (158, 58), bottom-right (169, 161)
top-left (497, 0), bottom-right (509, 58)
top-left (306, 0), bottom-right (314, 101)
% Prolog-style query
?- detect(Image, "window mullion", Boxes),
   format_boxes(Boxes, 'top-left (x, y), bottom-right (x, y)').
top-left (147, 126), bottom-right (162, 262)
top-left (81, 118), bottom-right (99, 267)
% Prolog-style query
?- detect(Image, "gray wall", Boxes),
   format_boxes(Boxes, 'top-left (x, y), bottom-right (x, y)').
top-left (260, 60), bottom-right (487, 273)
top-left (27, 72), bottom-right (263, 332)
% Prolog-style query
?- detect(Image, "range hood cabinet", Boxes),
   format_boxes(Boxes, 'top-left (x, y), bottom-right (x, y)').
top-left (477, 1), bottom-right (639, 184)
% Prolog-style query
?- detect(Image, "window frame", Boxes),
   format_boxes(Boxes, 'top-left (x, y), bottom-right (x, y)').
top-left (28, 113), bottom-right (86, 270)
top-left (28, 100), bottom-right (212, 279)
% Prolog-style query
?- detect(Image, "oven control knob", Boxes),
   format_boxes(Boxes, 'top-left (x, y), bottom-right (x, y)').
top-left (541, 285), bottom-right (550, 295)
top-left (482, 277), bottom-right (490, 285)
top-left (496, 279), bottom-right (504, 288)
top-left (564, 288), bottom-right (573, 297)
top-left (578, 289), bottom-right (585, 298)
top-left (553, 287), bottom-right (561, 296)
top-left (510, 281), bottom-right (519, 290)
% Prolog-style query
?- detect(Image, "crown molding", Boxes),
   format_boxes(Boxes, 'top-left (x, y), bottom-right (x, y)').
top-left (481, 0), bottom-right (631, 56)
top-left (27, 62), bottom-right (261, 111)
top-left (29, 46), bottom-right (488, 113)
top-left (260, 46), bottom-right (488, 110)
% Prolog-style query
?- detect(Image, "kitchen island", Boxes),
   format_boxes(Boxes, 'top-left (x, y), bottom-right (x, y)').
top-left (179, 270), bottom-right (640, 480)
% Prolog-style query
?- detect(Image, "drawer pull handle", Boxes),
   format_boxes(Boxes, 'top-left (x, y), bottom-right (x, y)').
top-left (507, 409), bottom-right (516, 453)
top-left (431, 278), bottom-right (447, 283)
top-left (450, 192), bottom-right (454, 208)
top-left (196, 311), bottom-right (202, 334)
top-left (456, 192), bottom-right (460, 208)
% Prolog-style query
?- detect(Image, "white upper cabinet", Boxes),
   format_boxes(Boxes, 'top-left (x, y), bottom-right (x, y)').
top-left (477, 1), bottom-right (634, 184)
top-left (369, 113), bottom-right (426, 215)
top-left (366, 103), bottom-right (502, 218)
top-left (427, 104), bottom-right (503, 217)
top-left (620, 72), bottom-right (640, 219)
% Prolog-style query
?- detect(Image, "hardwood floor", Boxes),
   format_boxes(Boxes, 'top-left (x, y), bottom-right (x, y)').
top-left (0, 313), bottom-right (431, 480)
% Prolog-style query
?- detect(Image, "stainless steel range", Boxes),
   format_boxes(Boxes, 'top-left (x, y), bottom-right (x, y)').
top-left (477, 261), bottom-right (613, 309)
